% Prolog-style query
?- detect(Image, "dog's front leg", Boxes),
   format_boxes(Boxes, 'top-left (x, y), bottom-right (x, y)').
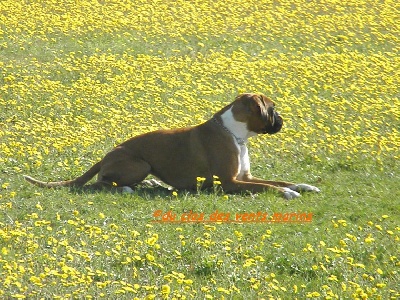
top-left (222, 178), bottom-right (301, 200)
top-left (236, 174), bottom-right (320, 198)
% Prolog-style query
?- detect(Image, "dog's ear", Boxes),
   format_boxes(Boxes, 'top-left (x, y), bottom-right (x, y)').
top-left (231, 94), bottom-right (255, 122)
top-left (235, 93), bottom-right (267, 118)
top-left (247, 94), bottom-right (264, 115)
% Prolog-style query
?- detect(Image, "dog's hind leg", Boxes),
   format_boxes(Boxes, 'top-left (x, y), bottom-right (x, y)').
top-left (83, 159), bottom-right (152, 192)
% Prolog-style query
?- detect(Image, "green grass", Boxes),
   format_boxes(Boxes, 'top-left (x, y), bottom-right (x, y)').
top-left (1, 0), bottom-right (399, 299)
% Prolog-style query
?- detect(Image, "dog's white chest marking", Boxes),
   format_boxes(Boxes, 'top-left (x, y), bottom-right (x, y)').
top-left (220, 107), bottom-right (254, 177)
top-left (220, 107), bottom-right (256, 142)
top-left (238, 144), bottom-right (250, 177)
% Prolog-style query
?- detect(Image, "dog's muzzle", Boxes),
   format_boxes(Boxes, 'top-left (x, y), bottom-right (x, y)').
top-left (263, 110), bottom-right (283, 134)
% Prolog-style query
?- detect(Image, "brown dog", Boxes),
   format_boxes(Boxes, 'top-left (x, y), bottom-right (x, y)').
top-left (24, 93), bottom-right (320, 199)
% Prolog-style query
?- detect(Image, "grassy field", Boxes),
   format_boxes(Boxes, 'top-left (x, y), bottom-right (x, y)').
top-left (1, 0), bottom-right (399, 299)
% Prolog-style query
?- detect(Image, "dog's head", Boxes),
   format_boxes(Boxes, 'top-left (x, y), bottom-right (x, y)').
top-left (232, 93), bottom-right (283, 134)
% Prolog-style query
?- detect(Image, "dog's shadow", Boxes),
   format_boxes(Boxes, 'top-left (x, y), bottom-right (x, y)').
top-left (68, 181), bottom-right (222, 200)
top-left (69, 185), bottom-right (170, 199)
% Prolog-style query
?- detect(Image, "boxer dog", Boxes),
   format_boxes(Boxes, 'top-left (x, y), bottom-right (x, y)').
top-left (24, 93), bottom-right (320, 199)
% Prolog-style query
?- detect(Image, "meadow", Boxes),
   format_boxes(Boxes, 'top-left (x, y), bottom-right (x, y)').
top-left (0, 0), bottom-right (399, 299)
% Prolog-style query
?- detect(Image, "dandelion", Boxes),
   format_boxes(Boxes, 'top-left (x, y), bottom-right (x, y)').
top-left (212, 175), bottom-right (221, 185)
top-left (303, 243), bottom-right (314, 252)
top-left (364, 234), bottom-right (375, 243)
top-left (161, 284), bottom-right (171, 295)
top-left (217, 287), bottom-right (230, 295)
top-left (328, 275), bottom-right (338, 282)
top-left (306, 291), bottom-right (321, 298)
top-left (146, 253), bottom-right (155, 262)
top-left (146, 234), bottom-right (159, 246)
top-left (234, 230), bottom-right (243, 240)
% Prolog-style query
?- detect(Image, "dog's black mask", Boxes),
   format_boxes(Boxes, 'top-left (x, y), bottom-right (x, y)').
top-left (263, 107), bottom-right (283, 134)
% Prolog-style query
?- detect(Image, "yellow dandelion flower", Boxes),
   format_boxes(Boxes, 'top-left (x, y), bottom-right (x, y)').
top-left (364, 234), bottom-right (375, 243)
top-left (146, 253), bottom-right (155, 262)
top-left (161, 284), bottom-right (171, 294)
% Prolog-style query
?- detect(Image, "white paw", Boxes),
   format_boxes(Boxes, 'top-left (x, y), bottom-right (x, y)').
top-left (282, 187), bottom-right (301, 200)
top-left (122, 186), bottom-right (134, 193)
top-left (288, 184), bottom-right (320, 193)
top-left (142, 179), bottom-right (164, 187)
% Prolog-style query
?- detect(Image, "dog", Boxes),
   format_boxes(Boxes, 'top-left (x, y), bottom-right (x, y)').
top-left (24, 93), bottom-right (320, 199)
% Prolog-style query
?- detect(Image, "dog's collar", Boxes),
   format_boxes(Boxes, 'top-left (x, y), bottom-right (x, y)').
top-left (212, 117), bottom-right (247, 146)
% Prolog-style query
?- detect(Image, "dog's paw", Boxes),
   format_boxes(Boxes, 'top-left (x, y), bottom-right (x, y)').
top-left (288, 184), bottom-right (320, 193)
top-left (142, 179), bottom-right (164, 187)
top-left (282, 187), bottom-right (301, 200)
top-left (122, 186), bottom-right (134, 194)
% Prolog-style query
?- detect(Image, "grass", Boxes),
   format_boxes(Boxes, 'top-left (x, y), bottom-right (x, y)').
top-left (1, 0), bottom-right (399, 299)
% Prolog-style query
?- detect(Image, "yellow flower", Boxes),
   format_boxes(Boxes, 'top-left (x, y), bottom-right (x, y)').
top-left (146, 253), bottom-right (155, 262)
top-left (146, 234), bottom-right (159, 246)
top-left (364, 234), bottom-right (375, 243)
top-left (306, 291), bottom-right (321, 298)
top-left (328, 275), bottom-right (338, 282)
top-left (161, 284), bottom-right (171, 294)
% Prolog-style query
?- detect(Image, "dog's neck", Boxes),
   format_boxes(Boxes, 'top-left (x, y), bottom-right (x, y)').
top-left (215, 107), bottom-right (256, 146)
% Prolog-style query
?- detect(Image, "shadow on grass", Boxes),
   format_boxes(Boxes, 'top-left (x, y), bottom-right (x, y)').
top-left (68, 181), bottom-right (229, 200)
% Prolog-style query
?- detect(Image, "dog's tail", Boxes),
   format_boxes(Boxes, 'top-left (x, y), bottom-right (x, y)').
top-left (24, 161), bottom-right (102, 188)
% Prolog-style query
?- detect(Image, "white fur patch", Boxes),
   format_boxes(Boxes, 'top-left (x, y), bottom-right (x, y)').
top-left (282, 187), bottom-right (301, 200)
top-left (220, 107), bottom-right (257, 179)
top-left (220, 107), bottom-right (257, 141)
top-left (288, 184), bottom-right (320, 193)
top-left (237, 144), bottom-right (250, 178)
